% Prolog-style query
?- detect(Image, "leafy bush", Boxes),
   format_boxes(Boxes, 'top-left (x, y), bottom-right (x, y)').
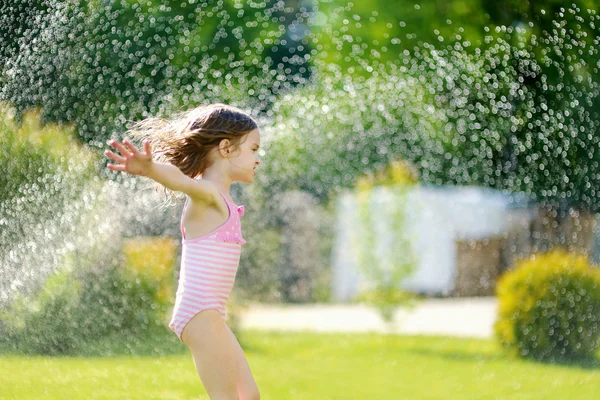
top-left (352, 160), bottom-right (419, 322)
top-left (1, 239), bottom-right (176, 355)
top-left (237, 227), bottom-right (284, 302)
top-left (121, 236), bottom-right (178, 313)
top-left (495, 249), bottom-right (600, 360)
top-left (0, 103), bottom-right (99, 308)
top-left (1, 267), bottom-right (82, 354)
top-left (356, 287), bottom-right (416, 323)
top-left (0, 104), bottom-right (96, 205)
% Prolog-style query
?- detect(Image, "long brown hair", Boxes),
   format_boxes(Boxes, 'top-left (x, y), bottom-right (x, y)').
top-left (127, 103), bottom-right (258, 178)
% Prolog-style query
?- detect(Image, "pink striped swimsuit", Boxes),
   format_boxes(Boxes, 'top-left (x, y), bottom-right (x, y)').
top-left (169, 192), bottom-right (246, 340)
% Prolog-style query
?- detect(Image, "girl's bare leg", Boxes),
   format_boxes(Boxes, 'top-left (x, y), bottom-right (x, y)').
top-left (223, 324), bottom-right (260, 400)
top-left (181, 310), bottom-right (240, 400)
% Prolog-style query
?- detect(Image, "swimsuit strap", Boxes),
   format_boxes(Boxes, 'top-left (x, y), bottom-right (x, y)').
top-left (180, 197), bottom-right (190, 239)
top-left (218, 190), bottom-right (238, 207)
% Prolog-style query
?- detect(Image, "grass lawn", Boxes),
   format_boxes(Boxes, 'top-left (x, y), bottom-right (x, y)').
top-left (1, 327), bottom-right (599, 400)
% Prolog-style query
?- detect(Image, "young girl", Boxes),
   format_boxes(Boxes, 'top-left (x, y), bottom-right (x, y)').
top-left (104, 103), bottom-right (261, 400)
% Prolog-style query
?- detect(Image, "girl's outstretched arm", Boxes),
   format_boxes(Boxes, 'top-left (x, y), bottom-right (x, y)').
top-left (105, 139), bottom-right (218, 204)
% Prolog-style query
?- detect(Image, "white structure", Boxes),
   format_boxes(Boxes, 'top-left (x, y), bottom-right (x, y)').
top-left (331, 184), bottom-right (537, 301)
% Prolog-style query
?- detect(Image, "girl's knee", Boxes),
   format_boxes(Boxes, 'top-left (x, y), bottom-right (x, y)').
top-left (239, 386), bottom-right (260, 400)
top-left (246, 388), bottom-right (260, 400)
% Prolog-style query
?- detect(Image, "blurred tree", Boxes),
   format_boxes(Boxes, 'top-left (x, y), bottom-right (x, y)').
top-left (0, 0), bottom-right (313, 146)
top-left (309, 1), bottom-right (600, 255)
top-left (0, 103), bottom-right (100, 308)
top-left (0, 0), bottom-right (47, 67)
top-left (264, 3), bottom-right (599, 230)
top-left (480, 0), bottom-right (600, 208)
top-left (312, 0), bottom-right (491, 73)
top-left (483, 0), bottom-right (599, 30)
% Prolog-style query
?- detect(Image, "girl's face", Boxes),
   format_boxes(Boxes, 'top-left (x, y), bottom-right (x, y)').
top-left (229, 128), bottom-right (261, 183)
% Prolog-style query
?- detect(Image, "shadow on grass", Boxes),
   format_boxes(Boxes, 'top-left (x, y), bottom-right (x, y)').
top-left (0, 327), bottom-right (185, 358)
top-left (407, 347), bottom-right (503, 363)
top-left (0, 325), bottom-right (267, 358)
top-left (406, 347), bottom-right (600, 371)
top-left (532, 355), bottom-right (600, 371)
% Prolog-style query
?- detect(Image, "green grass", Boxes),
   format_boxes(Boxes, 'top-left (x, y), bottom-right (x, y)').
top-left (1, 327), bottom-right (599, 400)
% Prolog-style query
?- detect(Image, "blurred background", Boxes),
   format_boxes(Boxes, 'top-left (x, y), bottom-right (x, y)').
top-left (1, 1), bottom-right (600, 396)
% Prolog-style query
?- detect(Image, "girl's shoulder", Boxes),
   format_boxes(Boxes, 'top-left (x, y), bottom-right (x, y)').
top-left (188, 183), bottom-right (227, 215)
top-left (185, 178), bottom-right (222, 205)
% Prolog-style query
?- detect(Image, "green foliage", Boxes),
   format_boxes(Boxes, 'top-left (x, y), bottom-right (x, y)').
top-left (356, 287), bottom-right (415, 323)
top-left (0, 104), bottom-right (97, 231)
top-left (319, 0), bottom-right (600, 72)
top-left (261, 64), bottom-right (438, 202)
top-left (1, 0), bottom-right (313, 145)
top-left (0, 103), bottom-right (101, 298)
top-left (265, 5), bottom-right (600, 213)
top-left (121, 236), bottom-right (178, 313)
top-left (0, 267), bottom-right (82, 355)
top-left (238, 207), bottom-right (330, 304)
top-left (495, 249), bottom-right (600, 360)
top-left (1, 251), bottom-right (165, 355)
top-left (483, 0), bottom-right (600, 34)
top-left (1, 237), bottom-right (178, 355)
top-left (237, 228), bottom-right (284, 302)
top-left (0, 0), bottom-right (47, 67)
top-left (415, 5), bottom-right (600, 211)
top-left (0, 104), bottom-right (96, 204)
top-left (314, 0), bottom-right (491, 71)
top-left (0, 104), bottom-right (172, 355)
top-left (352, 161), bottom-right (419, 322)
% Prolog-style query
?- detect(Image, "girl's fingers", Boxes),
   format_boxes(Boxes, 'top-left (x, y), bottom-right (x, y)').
top-left (106, 163), bottom-right (126, 171)
top-left (109, 140), bottom-right (133, 158)
top-left (123, 139), bottom-right (140, 156)
top-left (104, 150), bottom-right (126, 163)
top-left (143, 140), bottom-right (152, 156)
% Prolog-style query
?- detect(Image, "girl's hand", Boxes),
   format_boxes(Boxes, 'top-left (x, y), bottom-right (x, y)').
top-left (105, 139), bottom-right (153, 176)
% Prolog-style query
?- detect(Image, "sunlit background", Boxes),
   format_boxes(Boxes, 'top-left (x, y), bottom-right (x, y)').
top-left (1, 1), bottom-right (600, 399)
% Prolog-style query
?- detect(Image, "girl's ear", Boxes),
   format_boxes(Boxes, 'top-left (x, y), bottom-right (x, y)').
top-left (218, 138), bottom-right (231, 158)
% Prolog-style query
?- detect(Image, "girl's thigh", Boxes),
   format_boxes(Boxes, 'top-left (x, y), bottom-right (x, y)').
top-left (181, 310), bottom-right (239, 399)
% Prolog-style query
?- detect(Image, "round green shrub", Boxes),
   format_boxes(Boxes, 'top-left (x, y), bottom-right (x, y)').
top-left (495, 249), bottom-right (600, 360)
top-left (1, 256), bottom-right (163, 355)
